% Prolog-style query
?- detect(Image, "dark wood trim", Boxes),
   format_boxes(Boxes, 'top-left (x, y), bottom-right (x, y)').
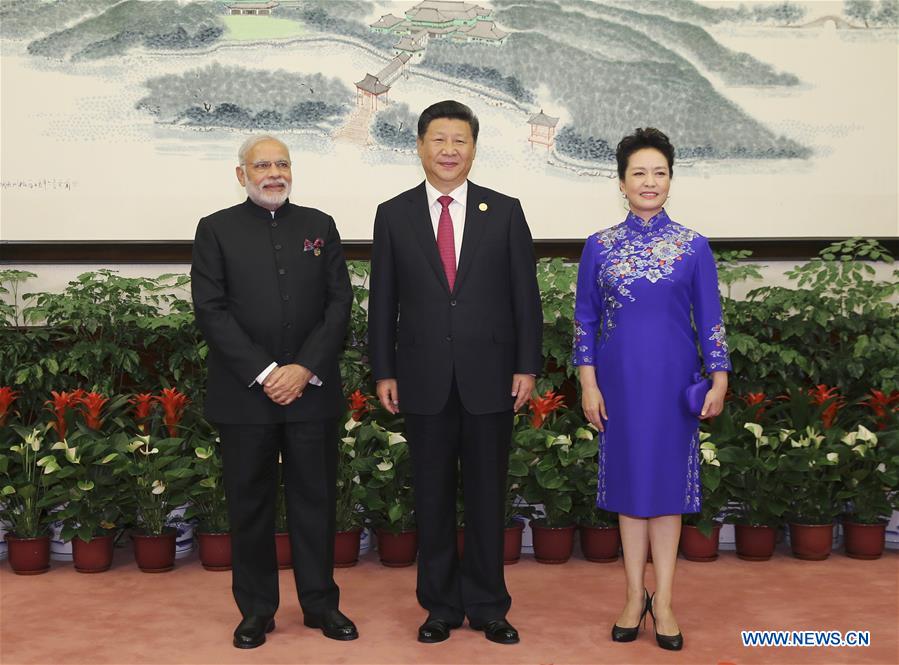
top-left (2, 238), bottom-right (897, 263)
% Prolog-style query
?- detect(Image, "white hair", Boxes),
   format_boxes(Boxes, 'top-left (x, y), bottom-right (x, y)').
top-left (237, 134), bottom-right (289, 166)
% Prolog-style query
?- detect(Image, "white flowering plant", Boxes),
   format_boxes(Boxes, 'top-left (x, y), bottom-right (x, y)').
top-left (353, 416), bottom-right (415, 534)
top-left (0, 424), bottom-right (66, 537)
top-left (682, 432), bottom-right (738, 537)
top-left (115, 433), bottom-right (191, 536)
top-left (717, 422), bottom-right (791, 528)
top-left (515, 408), bottom-right (593, 527)
top-left (47, 430), bottom-right (129, 542)
top-left (335, 414), bottom-right (374, 531)
top-left (840, 425), bottom-right (899, 524)
top-left (183, 431), bottom-right (229, 534)
top-left (779, 426), bottom-right (852, 525)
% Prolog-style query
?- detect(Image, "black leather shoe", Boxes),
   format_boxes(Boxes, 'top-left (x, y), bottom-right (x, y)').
top-left (418, 617), bottom-right (455, 643)
top-left (649, 593), bottom-right (684, 651)
top-left (233, 616), bottom-right (275, 649)
top-left (303, 608), bottom-right (359, 641)
top-left (472, 619), bottom-right (520, 645)
top-left (611, 589), bottom-right (651, 642)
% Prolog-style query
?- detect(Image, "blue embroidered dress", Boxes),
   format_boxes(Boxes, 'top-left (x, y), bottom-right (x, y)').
top-left (572, 210), bottom-right (731, 517)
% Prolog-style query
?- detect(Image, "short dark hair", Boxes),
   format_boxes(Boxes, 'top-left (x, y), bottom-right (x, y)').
top-left (615, 128), bottom-right (675, 179)
top-left (417, 100), bottom-right (479, 143)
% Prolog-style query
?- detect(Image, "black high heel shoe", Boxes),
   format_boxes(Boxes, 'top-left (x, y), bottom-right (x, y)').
top-left (648, 593), bottom-right (684, 651)
top-left (611, 589), bottom-right (650, 642)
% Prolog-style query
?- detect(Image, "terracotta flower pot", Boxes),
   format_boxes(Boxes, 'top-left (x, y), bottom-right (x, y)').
top-left (72, 534), bottom-right (114, 573)
top-left (5, 534), bottom-right (50, 575)
top-left (680, 523), bottom-right (722, 562)
top-left (275, 531), bottom-right (292, 569)
top-left (456, 523), bottom-right (525, 564)
top-left (132, 530), bottom-right (176, 572)
top-left (504, 521), bottom-right (524, 565)
top-left (579, 524), bottom-right (620, 563)
top-left (734, 524), bottom-right (777, 561)
top-left (788, 522), bottom-right (833, 560)
top-left (334, 528), bottom-right (362, 568)
top-left (198, 532), bottom-right (232, 571)
top-left (843, 520), bottom-right (886, 560)
top-left (531, 523), bottom-right (576, 564)
top-left (375, 529), bottom-right (417, 567)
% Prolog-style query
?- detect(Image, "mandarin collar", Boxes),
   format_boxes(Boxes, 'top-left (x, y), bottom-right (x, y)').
top-left (625, 209), bottom-right (671, 234)
top-left (242, 197), bottom-right (291, 220)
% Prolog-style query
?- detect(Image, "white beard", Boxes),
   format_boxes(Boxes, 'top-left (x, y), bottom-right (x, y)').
top-left (245, 175), bottom-right (291, 209)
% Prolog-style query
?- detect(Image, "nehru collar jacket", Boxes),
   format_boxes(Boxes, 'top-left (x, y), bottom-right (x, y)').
top-left (191, 198), bottom-right (352, 425)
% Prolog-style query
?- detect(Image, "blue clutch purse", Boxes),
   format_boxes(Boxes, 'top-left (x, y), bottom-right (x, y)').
top-left (685, 372), bottom-right (712, 417)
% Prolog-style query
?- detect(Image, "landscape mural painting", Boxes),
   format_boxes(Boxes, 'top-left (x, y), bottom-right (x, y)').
top-left (1, 0), bottom-right (896, 241)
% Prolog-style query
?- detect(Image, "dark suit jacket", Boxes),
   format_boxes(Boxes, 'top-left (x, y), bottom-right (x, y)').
top-left (191, 198), bottom-right (352, 424)
top-left (368, 181), bottom-right (542, 415)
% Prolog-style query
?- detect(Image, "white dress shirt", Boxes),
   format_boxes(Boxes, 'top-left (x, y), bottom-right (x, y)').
top-left (424, 179), bottom-right (467, 268)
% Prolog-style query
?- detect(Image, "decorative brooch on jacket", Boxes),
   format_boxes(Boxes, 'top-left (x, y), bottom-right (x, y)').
top-left (304, 238), bottom-right (324, 256)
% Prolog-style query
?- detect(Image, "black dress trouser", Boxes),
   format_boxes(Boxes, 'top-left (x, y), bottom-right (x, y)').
top-left (403, 379), bottom-right (513, 626)
top-left (217, 420), bottom-right (339, 619)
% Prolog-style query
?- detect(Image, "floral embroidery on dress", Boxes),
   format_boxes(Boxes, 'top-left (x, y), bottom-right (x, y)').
top-left (683, 429), bottom-right (701, 512)
top-left (572, 319), bottom-right (593, 365)
top-left (596, 430), bottom-right (608, 508)
top-left (706, 322), bottom-right (730, 371)
top-left (594, 214), bottom-right (696, 340)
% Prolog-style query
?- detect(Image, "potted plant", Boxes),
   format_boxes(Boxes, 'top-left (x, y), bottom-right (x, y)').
top-left (723, 423), bottom-right (790, 560)
top-left (334, 414), bottom-right (370, 567)
top-left (779, 426), bottom-right (847, 560)
top-left (565, 424), bottom-right (619, 562)
top-left (840, 425), bottom-right (897, 559)
top-left (0, 425), bottom-right (62, 574)
top-left (501, 455), bottom-right (535, 565)
top-left (49, 432), bottom-right (126, 573)
top-left (116, 433), bottom-right (191, 572)
top-left (356, 419), bottom-right (417, 567)
top-left (184, 437), bottom-right (231, 571)
top-left (681, 433), bottom-right (730, 561)
top-left (578, 506), bottom-right (620, 563)
top-left (517, 403), bottom-right (584, 564)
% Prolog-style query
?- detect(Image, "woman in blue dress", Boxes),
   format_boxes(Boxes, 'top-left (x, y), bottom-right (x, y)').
top-left (572, 128), bottom-right (731, 651)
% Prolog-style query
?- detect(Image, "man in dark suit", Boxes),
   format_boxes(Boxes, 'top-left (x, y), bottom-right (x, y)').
top-left (191, 135), bottom-right (357, 649)
top-left (369, 101), bottom-right (543, 644)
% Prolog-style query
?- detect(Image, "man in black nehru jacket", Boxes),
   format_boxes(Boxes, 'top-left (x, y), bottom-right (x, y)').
top-left (191, 134), bottom-right (356, 649)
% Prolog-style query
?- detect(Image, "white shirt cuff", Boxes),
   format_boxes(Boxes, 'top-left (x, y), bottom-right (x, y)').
top-left (252, 362), bottom-right (278, 387)
top-left (251, 363), bottom-right (323, 387)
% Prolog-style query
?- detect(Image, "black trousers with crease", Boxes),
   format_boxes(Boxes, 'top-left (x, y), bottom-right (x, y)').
top-left (404, 379), bottom-right (513, 626)
top-left (217, 419), bottom-right (339, 619)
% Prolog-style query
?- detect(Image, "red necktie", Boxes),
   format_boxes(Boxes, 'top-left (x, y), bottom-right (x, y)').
top-left (436, 195), bottom-right (457, 291)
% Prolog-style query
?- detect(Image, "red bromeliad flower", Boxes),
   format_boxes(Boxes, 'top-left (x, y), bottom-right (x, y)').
top-left (77, 391), bottom-right (109, 430)
top-left (860, 389), bottom-right (899, 430)
top-left (529, 390), bottom-right (565, 429)
top-left (130, 393), bottom-right (156, 434)
top-left (154, 388), bottom-right (190, 437)
top-left (741, 392), bottom-right (770, 422)
top-left (347, 390), bottom-right (370, 421)
top-left (0, 387), bottom-right (19, 427)
top-left (808, 384), bottom-right (845, 429)
top-left (44, 389), bottom-right (85, 440)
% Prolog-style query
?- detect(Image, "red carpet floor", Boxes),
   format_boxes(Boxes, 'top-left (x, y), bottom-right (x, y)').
top-left (1, 544), bottom-right (896, 665)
